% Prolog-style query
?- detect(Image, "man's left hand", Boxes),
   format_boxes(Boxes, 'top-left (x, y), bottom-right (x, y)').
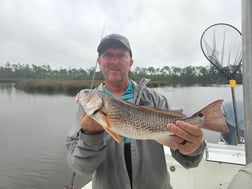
top-left (166, 120), bottom-right (203, 155)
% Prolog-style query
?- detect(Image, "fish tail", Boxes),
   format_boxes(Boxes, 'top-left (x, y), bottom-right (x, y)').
top-left (187, 99), bottom-right (229, 133)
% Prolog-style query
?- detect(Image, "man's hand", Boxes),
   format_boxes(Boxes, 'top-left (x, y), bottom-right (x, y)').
top-left (166, 120), bottom-right (203, 155)
top-left (80, 113), bottom-right (104, 134)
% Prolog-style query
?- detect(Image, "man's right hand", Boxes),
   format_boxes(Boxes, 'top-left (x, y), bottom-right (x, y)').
top-left (80, 113), bottom-right (104, 134)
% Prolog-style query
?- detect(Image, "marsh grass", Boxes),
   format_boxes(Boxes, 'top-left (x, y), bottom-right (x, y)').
top-left (14, 79), bottom-right (172, 95)
top-left (15, 79), bottom-right (102, 95)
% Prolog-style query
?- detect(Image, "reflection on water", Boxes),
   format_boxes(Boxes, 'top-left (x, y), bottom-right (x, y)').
top-left (0, 83), bottom-right (244, 189)
top-left (0, 82), bottom-right (15, 91)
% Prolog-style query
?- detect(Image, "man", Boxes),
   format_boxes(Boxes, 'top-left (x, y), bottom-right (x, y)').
top-left (66, 33), bottom-right (206, 189)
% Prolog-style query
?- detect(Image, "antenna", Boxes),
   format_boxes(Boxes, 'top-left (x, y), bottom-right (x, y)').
top-left (90, 21), bottom-right (106, 89)
top-left (64, 21), bottom-right (106, 189)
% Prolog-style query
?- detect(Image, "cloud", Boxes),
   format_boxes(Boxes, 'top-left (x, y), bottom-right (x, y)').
top-left (0, 0), bottom-right (241, 70)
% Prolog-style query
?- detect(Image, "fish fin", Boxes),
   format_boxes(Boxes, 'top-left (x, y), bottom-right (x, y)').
top-left (188, 99), bottom-right (230, 133)
top-left (105, 116), bottom-right (111, 128)
top-left (118, 97), bottom-right (185, 118)
top-left (104, 127), bottom-right (122, 143)
top-left (104, 116), bottom-right (121, 143)
top-left (139, 105), bottom-right (186, 118)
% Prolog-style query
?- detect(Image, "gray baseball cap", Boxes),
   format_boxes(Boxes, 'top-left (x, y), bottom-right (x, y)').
top-left (97, 33), bottom-right (132, 57)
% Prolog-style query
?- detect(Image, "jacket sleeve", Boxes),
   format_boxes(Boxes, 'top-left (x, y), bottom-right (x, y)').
top-left (66, 105), bottom-right (107, 179)
top-left (144, 87), bottom-right (206, 169)
top-left (171, 140), bottom-right (206, 169)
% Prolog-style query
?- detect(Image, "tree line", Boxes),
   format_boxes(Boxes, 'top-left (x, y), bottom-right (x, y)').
top-left (0, 62), bottom-right (243, 86)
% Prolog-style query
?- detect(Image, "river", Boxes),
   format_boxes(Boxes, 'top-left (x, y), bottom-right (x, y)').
top-left (0, 82), bottom-right (243, 189)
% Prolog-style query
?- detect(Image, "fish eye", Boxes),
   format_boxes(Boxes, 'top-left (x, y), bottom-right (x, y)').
top-left (82, 89), bottom-right (88, 94)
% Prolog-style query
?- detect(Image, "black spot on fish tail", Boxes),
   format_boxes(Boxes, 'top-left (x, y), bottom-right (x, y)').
top-left (198, 112), bottom-right (204, 118)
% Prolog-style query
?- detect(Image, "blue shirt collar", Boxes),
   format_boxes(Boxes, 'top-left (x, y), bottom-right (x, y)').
top-left (103, 80), bottom-right (134, 102)
top-left (103, 80), bottom-right (134, 143)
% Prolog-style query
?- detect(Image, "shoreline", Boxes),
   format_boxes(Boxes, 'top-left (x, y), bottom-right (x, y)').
top-left (1, 78), bottom-right (207, 96)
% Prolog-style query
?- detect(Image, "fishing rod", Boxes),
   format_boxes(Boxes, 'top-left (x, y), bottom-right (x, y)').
top-left (64, 22), bottom-right (106, 189)
top-left (200, 23), bottom-right (243, 144)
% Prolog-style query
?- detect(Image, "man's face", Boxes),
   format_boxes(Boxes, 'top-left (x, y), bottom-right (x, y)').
top-left (98, 47), bottom-right (133, 84)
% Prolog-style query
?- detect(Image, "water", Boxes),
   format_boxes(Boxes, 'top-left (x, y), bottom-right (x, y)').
top-left (0, 82), bottom-right (243, 189)
top-left (0, 82), bottom-right (86, 189)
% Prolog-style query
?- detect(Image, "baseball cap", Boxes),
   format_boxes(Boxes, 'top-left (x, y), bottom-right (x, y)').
top-left (97, 33), bottom-right (132, 57)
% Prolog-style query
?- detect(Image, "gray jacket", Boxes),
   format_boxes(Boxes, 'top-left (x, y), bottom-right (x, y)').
top-left (66, 79), bottom-right (206, 189)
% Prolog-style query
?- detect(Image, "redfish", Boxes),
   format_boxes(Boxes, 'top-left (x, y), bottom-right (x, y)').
top-left (76, 89), bottom-right (229, 145)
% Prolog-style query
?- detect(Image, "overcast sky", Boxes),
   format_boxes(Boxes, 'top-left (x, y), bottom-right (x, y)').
top-left (0, 0), bottom-right (241, 70)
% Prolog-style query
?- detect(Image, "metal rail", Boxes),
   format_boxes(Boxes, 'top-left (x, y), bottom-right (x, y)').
top-left (241, 0), bottom-right (252, 164)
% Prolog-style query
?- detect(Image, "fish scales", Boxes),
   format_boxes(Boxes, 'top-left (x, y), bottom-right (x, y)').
top-left (76, 89), bottom-right (229, 144)
top-left (105, 98), bottom-right (175, 137)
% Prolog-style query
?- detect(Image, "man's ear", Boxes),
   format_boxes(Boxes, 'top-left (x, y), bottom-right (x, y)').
top-left (97, 57), bottom-right (101, 65)
top-left (130, 59), bottom-right (133, 67)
